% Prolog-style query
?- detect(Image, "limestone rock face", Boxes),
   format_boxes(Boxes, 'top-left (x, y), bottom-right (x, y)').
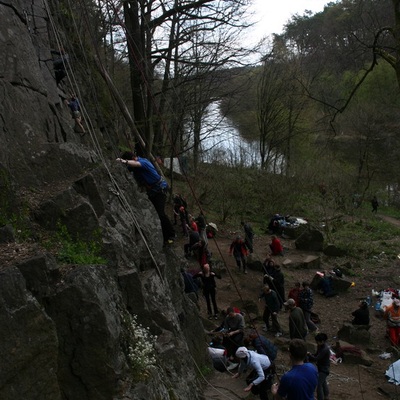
top-left (0, 1), bottom-right (207, 399)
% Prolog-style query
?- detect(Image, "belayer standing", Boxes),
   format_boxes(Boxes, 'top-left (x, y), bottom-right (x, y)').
top-left (116, 151), bottom-right (175, 245)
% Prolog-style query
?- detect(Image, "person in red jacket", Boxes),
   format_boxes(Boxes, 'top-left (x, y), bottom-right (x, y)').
top-left (269, 235), bottom-right (284, 256)
top-left (229, 236), bottom-right (249, 274)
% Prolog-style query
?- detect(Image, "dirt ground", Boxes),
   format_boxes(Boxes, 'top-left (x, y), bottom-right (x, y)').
top-left (177, 219), bottom-right (400, 400)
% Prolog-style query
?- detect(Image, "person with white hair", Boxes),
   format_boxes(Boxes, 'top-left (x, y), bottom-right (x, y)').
top-left (232, 346), bottom-right (272, 400)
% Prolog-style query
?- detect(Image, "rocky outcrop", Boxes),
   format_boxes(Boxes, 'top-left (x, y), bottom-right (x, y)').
top-left (295, 229), bottom-right (324, 251)
top-left (0, 1), bottom-right (208, 399)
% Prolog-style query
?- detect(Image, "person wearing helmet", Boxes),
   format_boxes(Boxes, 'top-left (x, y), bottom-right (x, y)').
top-left (232, 346), bottom-right (272, 400)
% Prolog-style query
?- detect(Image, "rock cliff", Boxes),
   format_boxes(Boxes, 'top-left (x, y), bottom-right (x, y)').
top-left (0, 1), bottom-right (207, 399)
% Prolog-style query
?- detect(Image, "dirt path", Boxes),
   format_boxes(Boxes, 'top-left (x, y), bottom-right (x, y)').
top-left (177, 225), bottom-right (400, 399)
top-left (379, 214), bottom-right (400, 228)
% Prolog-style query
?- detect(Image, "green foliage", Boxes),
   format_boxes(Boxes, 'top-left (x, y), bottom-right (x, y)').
top-left (330, 216), bottom-right (400, 258)
top-left (54, 224), bottom-right (106, 264)
top-left (197, 364), bottom-right (213, 378)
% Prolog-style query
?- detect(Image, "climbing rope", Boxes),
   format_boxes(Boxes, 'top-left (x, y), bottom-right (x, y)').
top-left (43, 0), bottom-right (277, 343)
top-left (43, 0), bottom-right (165, 280)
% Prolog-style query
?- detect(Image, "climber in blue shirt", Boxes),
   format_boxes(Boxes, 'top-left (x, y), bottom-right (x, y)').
top-left (116, 151), bottom-right (175, 244)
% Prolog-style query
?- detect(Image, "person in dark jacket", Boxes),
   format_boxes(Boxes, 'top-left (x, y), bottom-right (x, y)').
top-left (193, 264), bottom-right (221, 319)
top-left (241, 221), bottom-right (254, 254)
top-left (214, 307), bottom-right (245, 358)
top-left (308, 333), bottom-right (331, 400)
top-left (195, 212), bottom-right (208, 245)
top-left (173, 194), bottom-right (188, 225)
top-left (229, 236), bottom-right (249, 274)
top-left (351, 300), bottom-right (370, 325)
top-left (299, 281), bottom-right (318, 333)
top-left (181, 269), bottom-right (199, 297)
top-left (192, 239), bottom-right (211, 267)
top-left (263, 262), bottom-right (285, 308)
top-left (245, 330), bottom-right (278, 362)
top-left (262, 257), bottom-right (276, 276)
top-left (259, 285), bottom-right (282, 337)
top-left (371, 195), bottom-right (379, 213)
top-left (184, 229), bottom-right (200, 258)
top-left (66, 95), bottom-right (85, 134)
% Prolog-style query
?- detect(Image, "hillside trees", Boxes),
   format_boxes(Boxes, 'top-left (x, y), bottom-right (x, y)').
top-left (252, 0), bottom-right (398, 199)
top-left (103, 0), bottom-right (254, 166)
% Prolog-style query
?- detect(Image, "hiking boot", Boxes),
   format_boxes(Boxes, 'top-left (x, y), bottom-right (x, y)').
top-left (244, 270), bottom-right (248, 274)
top-left (275, 332), bottom-right (283, 337)
top-left (208, 315), bottom-right (213, 320)
top-left (214, 314), bottom-right (219, 320)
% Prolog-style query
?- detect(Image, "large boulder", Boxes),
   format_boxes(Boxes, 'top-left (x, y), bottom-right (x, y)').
top-left (332, 340), bottom-right (373, 366)
top-left (323, 244), bottom-right (348, 257)
top-left (295, 230), bottom-right (324, 251)
top-left (0, 266), bottom-right (61, 400)
top-left (282, 255), bottom-right (321, 270)
top-left (337, 322), bottom-right (371, 345)
top-left (0, 224), bottom-right (15, 243)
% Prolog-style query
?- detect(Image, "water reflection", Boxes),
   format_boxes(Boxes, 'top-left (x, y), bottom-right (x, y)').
top-left (199, 101), bottom-right (260, 167)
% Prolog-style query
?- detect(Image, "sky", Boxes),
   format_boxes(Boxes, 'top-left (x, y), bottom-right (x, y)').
top-left (248, 0), bottom-right (330, 42)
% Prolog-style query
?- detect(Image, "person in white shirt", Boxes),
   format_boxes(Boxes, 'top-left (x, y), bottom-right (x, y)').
top-left (232, 346), bottom-right (272, 400)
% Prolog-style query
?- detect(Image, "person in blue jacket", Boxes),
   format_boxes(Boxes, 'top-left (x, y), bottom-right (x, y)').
top-left (271, 339), bottom-right (318, 400)
top-left (117, 151), bottom-right (175, 244)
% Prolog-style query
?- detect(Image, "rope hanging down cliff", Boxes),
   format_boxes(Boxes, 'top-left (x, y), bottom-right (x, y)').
top-left (43, 0), bottom-right (165, 280)
top-left (45, 0), bottom-right (267, 331)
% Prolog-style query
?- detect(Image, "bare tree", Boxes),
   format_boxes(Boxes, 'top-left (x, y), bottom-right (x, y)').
top-left (115, 0), bottom-right (253, 161)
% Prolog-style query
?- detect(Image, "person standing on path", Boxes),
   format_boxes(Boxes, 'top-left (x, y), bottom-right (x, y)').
top-left (307, 333), bottom-right (331, 400)
top-left (195, 212), bottom-right (208, 246)
top-left (299, 281), bottom-right (318, 333)
top-left (229, 236), bottom-right (249, 274)
top-left (284, 298), bottom-right (308, 340)
top-left (193, 264), bottom-right (221, 319)
top-left (263, 262), bottom-right (285, 309)
top-left (371, 196), bottom-right (379, 213)
top-left (241, 221), bottom-right (254, 254)
top-left (259, 285), bottom-right (283, 337)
